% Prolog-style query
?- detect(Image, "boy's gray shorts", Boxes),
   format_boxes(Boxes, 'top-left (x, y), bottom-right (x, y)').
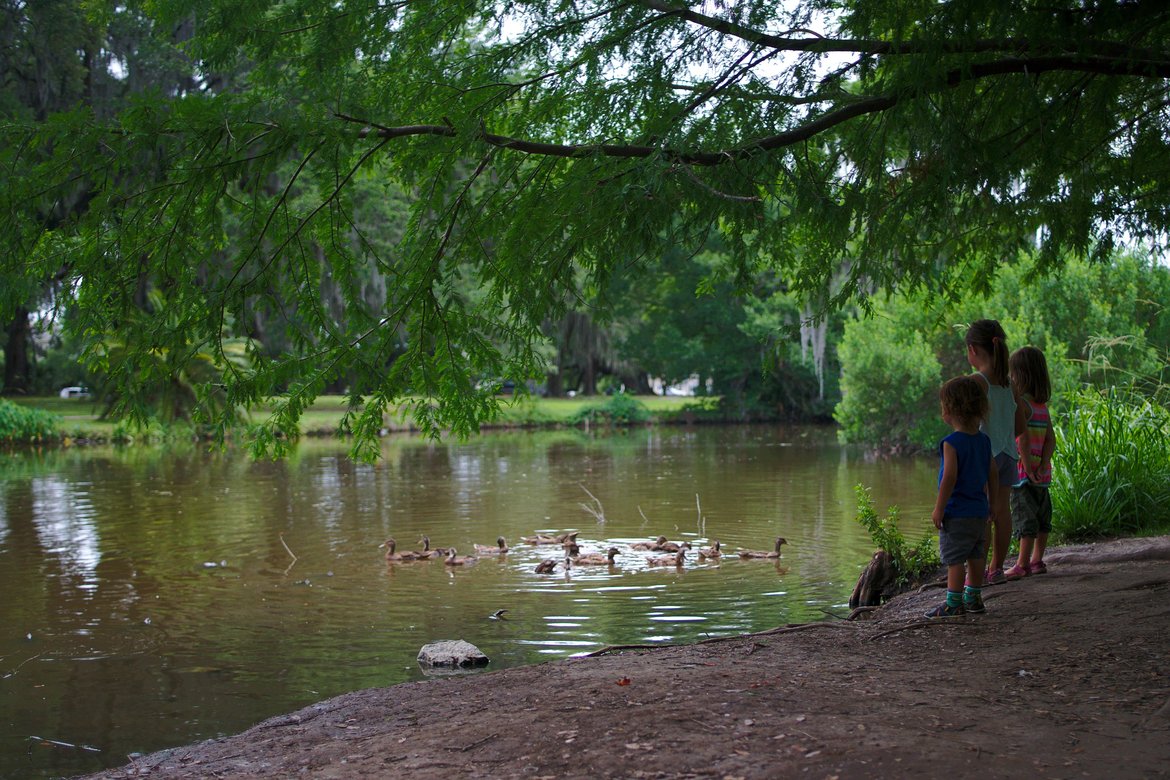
top-left (938, 516), bottom-right (988, 565)
top-left (1011, 482), bottom-right (1052, 538)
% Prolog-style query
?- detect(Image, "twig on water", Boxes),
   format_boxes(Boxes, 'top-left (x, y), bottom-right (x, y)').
top-left (2, 653), bottom-right (43, 680)
top-left (580, 643), bottom-right (661, 657)
top-left (28, 736), bottom-right (101, 753)
top-left (578, 483), bottom-right (606, 523)
top-left (695, 493), bottom-right (705, 535)
top-left (279, 533), bottom-right (298, 574)
top-left (637, 505), bottom-right (650, 528)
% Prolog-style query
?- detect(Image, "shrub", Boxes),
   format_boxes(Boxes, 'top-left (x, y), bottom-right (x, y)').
top-left (0, 399), bottom-right (60, 442)
top-left (571, 392), bottom-right (650, 425)
top-left (1052, 387), bottom-right (1170, 539)
top-left (835, 316), bottom-right (944, 454)
top-left (854, 484), bottom-right (940, 584)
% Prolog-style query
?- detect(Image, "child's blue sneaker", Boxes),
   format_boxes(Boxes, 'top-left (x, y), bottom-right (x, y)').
top-left (924, 602), bottom-right (966, 619)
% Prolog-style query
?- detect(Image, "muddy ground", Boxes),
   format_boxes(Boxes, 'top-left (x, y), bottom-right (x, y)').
top-left (80, 536), bottom-right (1170, 779)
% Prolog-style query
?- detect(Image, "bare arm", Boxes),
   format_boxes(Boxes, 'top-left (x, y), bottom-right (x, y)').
top-left (1012, 389), bottom-right (1027, 438)
top-left (932, 442), bottom-right (957, 529)
top-left (1038, 423), bottom-right (1056, 476)
top-left (986, 453), bottom-right (1000, 513)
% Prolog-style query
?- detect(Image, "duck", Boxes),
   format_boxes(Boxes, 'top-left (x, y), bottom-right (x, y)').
top-left (630, 535), bottom-right (668, 550)
top-left (737, 537), bottom-right (788, 559)
top-left (697, 540), bottom-right (722, 561)
top-left (443, 548), bottom-right (477, 566)
top-left (418, 535), bottom-right (452, 559)
top-left (534, 558), bottom-right (559, 574)
top-left (380, 538), bottom-right (427, 563)
top-left (521, 531), bottom-right (579, 545)
top-left (657, 539), bottom-right (692, 554)
top-left (572, 547), bottom-right (620, 566)
top-left (647, 549), bottom-right (687, 567)
top-left (474, 536), bottom-right (510, 554)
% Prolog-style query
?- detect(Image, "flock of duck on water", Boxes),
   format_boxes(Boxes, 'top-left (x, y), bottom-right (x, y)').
top-left (379, 533), bottom-right (788, 573)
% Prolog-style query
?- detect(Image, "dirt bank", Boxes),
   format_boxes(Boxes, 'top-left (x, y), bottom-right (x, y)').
top-left (80, 537), bottom-right (1170, 779)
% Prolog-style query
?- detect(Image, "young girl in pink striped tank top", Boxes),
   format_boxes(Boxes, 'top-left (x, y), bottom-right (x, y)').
top-left (1005, 346), bottom-right (1056, 579)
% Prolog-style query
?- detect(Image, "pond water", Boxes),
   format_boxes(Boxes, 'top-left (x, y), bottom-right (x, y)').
top-left (0, 425), bottom-right (937, 778)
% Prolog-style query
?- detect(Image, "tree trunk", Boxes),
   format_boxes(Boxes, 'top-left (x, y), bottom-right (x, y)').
top-left (3, 308), bottom-right (32, 395)
top-left (581, 356), bottom-right (597, 396)
top-left (849, 550), bottom-right (898, 609)
top-left (545, 371), bottom-right (563, 397)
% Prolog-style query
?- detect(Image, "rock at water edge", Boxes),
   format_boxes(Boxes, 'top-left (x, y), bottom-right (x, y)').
top-left (417, 640), bottom-right (489, 667)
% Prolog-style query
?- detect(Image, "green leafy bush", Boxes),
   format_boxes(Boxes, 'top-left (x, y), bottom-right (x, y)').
top-left (854, 484), bottom-right (940, 584)
top-left (571, 393), bottom-right (650, 425)
top-left (0, 399), bottom-right (60, 442)
top-left (836, 316), bottom-right (944, 454)
top-left (1052, 387), bottom-right (1170, 539)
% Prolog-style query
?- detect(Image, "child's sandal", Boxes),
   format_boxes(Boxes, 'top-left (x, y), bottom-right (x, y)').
top-left (1004, 563), bottom-right (1030, 580)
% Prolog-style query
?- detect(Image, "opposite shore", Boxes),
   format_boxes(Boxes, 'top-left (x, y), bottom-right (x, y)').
top-left (7, 393), bottom-right (735, 446)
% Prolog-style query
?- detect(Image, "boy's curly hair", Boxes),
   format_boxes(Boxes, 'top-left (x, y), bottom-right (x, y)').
top-left (940, 375), bottom-right (988, 427)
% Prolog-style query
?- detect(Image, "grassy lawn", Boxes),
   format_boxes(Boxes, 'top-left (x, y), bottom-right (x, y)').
top-left (9, 393), bottom-right (721, 440)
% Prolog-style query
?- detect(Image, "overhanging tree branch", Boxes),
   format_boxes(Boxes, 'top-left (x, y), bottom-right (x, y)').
top-left (640, 0), bottom-right (1170, 61)
top-left (338, 53), bottom-right (1168, 166)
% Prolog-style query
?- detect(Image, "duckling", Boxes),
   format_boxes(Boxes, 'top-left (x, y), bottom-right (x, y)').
top-left (697, 540), bottom-right (722, 561)
top-left (737, 537), bottom-right (788, 559)
top-left (418, 535), bottom-right (452, 559)
top-left (563, 541), bottom-right (581, 557)
top-left (443, 548), bottom-right (477, 566)
top-left (647, 549), bottom-right (687, 567)
top-left (630, 535), bottom-right (669, 551)
top-left (657, 539), bottom-right (692, 554)
top-left (380, 538), bottom-right (427, 563)
top-left (572, 546), bottom-right (620, 566)
top-left (380, 538), bottom-right (404, 563)
top-left (522, 531), bottom-right (579, 545)
top-left (474, 536), bottom-right (510, 554)
top-left (534, 558), bottom-right (559, 574)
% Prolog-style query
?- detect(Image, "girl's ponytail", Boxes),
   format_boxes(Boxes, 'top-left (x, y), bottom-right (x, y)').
top-left (965, 319), bottom-right (1010, 387)
top-left (991, 335), bottom-right (1010, 388)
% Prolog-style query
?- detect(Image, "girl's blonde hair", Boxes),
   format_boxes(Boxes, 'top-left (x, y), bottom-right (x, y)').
top-left (965, 319), bottom-right (1010, 387)
top-left (940, 375), bottom-right (989, 427)
top-left (1010, 346), bottom-right (1051, 404)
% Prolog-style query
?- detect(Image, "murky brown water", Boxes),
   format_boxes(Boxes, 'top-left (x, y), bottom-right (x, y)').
top-left (0, 425), bottom-right (936, 778)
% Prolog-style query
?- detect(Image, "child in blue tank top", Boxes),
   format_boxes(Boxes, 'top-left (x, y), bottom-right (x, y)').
top-left (927, 376), bottom-right (999, 618)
